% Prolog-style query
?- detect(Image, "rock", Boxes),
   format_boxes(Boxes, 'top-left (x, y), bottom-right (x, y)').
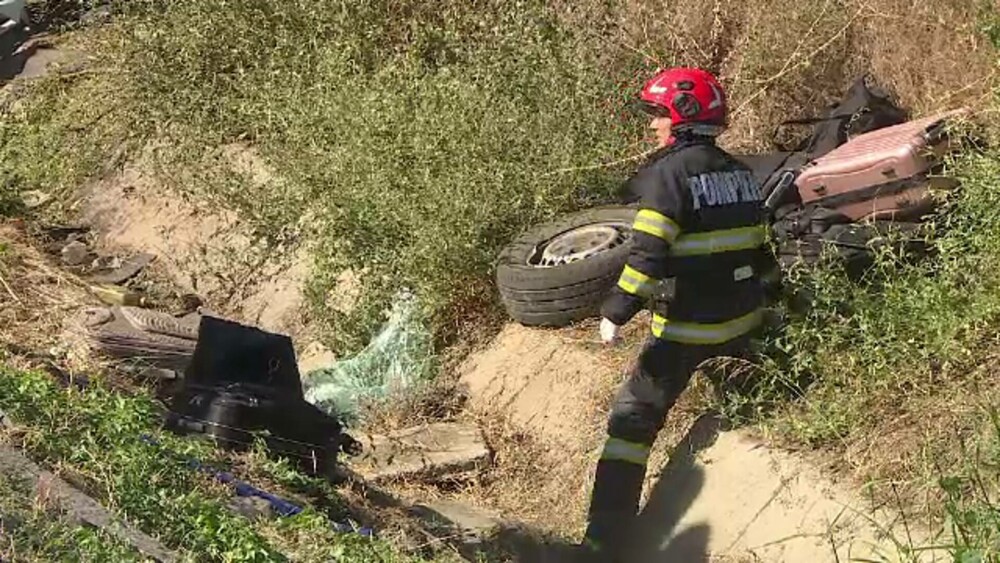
top-left (411, 500), bottom-right (501, 541)
top-left (350, 422), bottom-right (490, 483)
top-left (227, 496), bottom-right (274, 522)
top-left (60, 240), bottom-right (90, 266)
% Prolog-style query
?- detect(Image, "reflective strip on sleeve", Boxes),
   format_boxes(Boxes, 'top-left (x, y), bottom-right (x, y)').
top-left (633, 209), bottom-right (681, 243)
top-left (617, 264), bottom-right (656, 297)
top-left (651, 309), bottom-right (764, 345)
top-left (670, 225), bottom-right (766, 257)
top-left (600, 437), bottom-right (651, 466)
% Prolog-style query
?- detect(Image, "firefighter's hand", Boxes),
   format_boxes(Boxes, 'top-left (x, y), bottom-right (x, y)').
top-left (599, 318), bottom-right (621, 346)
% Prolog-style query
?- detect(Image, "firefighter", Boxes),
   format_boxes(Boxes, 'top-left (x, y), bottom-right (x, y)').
top-left (580, 67), bottom-right (772, 560)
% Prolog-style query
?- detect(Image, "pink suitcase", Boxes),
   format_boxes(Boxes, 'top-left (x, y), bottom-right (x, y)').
top-left (795, 108), bottom-right (968, 221)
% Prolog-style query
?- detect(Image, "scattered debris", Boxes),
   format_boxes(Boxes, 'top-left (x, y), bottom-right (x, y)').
top-left (163, 316), bottom-right (360, 479)
top-left (38, 224), bottom-right (88, 250)
top-left (140, 434), bottom-right (373, 537)
top-left (0, 1), bottom-right (27, 24)
top-left (304, 291), bottom-right (434, 420)
top-left (90, 284), bottom-right (149, 307)
top-left (83, 306), bottom-right (197, 371)
top-left (118, 305), bottom-right (199, 339)
top-left (88, 252), bottom-right (155, 285)
top-left (120, 364), bottom-right (178, 381)
top-left (350, 422), bottom-right (490, 483)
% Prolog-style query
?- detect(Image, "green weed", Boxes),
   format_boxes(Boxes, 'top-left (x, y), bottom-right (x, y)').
top-left (0, 366), bottom-right (431, 562)
top-left (0, 472), bottom-right (142, 562)
top-left (933, 408), bottom-right (1000, 563)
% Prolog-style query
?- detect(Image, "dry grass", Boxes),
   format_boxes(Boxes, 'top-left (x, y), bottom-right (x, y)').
top-left (357, 375), bottom-right (470, 436)
top-left (0, 220), bottom-right (95, 355)
top-left (593, 0), bottom-right (998, 152)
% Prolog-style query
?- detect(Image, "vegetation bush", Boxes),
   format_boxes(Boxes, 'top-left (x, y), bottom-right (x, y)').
top-left (4, 0), bottom-right (993, 354)
top-left (107, 0), bottom-right (644, 353)
top-left (754, 145), bottom-right (1000, 438)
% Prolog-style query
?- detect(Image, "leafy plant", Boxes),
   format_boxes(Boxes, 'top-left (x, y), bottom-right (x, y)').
top-left (0, 367), bottom-right (430, 562)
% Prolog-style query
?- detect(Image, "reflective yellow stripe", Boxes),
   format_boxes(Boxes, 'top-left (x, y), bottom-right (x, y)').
top-left (670, 225), bottom-right (766, 257)
top-left (634, 209), bottom-right (681, 243)
top-left (617, 265), bottom-right (656, 297)
top-left (601, 437), bottom-right (651, 465)
top-left (651, 309), bottom-right (764, 344)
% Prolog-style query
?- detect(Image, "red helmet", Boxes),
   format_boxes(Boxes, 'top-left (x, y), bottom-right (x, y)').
top-left (637, 67), bottom-right (727, 135)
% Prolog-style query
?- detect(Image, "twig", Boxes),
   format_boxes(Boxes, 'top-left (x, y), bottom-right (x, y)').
top-left (927, 71), bottom-right (997, 109)
top-left (0, 270), bottom-right (21, 305)
top-left (732, 7), bottom-right (862, 119)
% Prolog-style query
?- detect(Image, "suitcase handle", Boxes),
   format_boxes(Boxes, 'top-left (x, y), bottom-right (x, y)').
top-left (763, 170), bottom-right (799, 214)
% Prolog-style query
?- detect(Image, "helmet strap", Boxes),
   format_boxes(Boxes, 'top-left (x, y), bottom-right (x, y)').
top-left (673, 123), bottom-right (725, 137)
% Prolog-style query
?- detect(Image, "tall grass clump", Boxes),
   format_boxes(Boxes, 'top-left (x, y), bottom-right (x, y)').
top-left (924, 407), bottom-right (1000, 562)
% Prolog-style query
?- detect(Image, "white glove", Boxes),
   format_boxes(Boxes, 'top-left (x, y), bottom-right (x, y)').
top-left (599, 318), bottom-right (621, 345)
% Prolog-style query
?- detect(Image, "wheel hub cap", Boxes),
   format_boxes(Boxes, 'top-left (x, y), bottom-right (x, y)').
top-left (535, 223), bottom-right (629, 267)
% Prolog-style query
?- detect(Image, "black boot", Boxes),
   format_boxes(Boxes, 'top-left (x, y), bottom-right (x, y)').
top-left (580, 452), bottom-right (647, 560)
top-left (580, 510), bottom-right (636, 562)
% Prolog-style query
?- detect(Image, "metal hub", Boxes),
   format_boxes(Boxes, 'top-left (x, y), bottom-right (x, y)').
top-left (532, 223), bottom-right (630, 267)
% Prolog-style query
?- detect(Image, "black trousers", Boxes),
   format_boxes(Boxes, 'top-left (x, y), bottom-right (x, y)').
top-left (583, 335), bottom-right (752, 555)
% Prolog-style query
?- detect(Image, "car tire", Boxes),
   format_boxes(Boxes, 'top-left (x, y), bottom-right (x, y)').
top-left (495, 206), bottom-right (637, 327)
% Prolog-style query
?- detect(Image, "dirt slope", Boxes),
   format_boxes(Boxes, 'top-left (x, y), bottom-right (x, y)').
top-left (459, 324), bottom-right (944, 562)
top-left (73, 154), bottom-right (334, 371)
top-left (459, 323), bottom-right (622, 450)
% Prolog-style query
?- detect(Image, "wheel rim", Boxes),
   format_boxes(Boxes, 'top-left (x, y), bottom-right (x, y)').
top-left (530, 222), bottom-right (631, 267)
